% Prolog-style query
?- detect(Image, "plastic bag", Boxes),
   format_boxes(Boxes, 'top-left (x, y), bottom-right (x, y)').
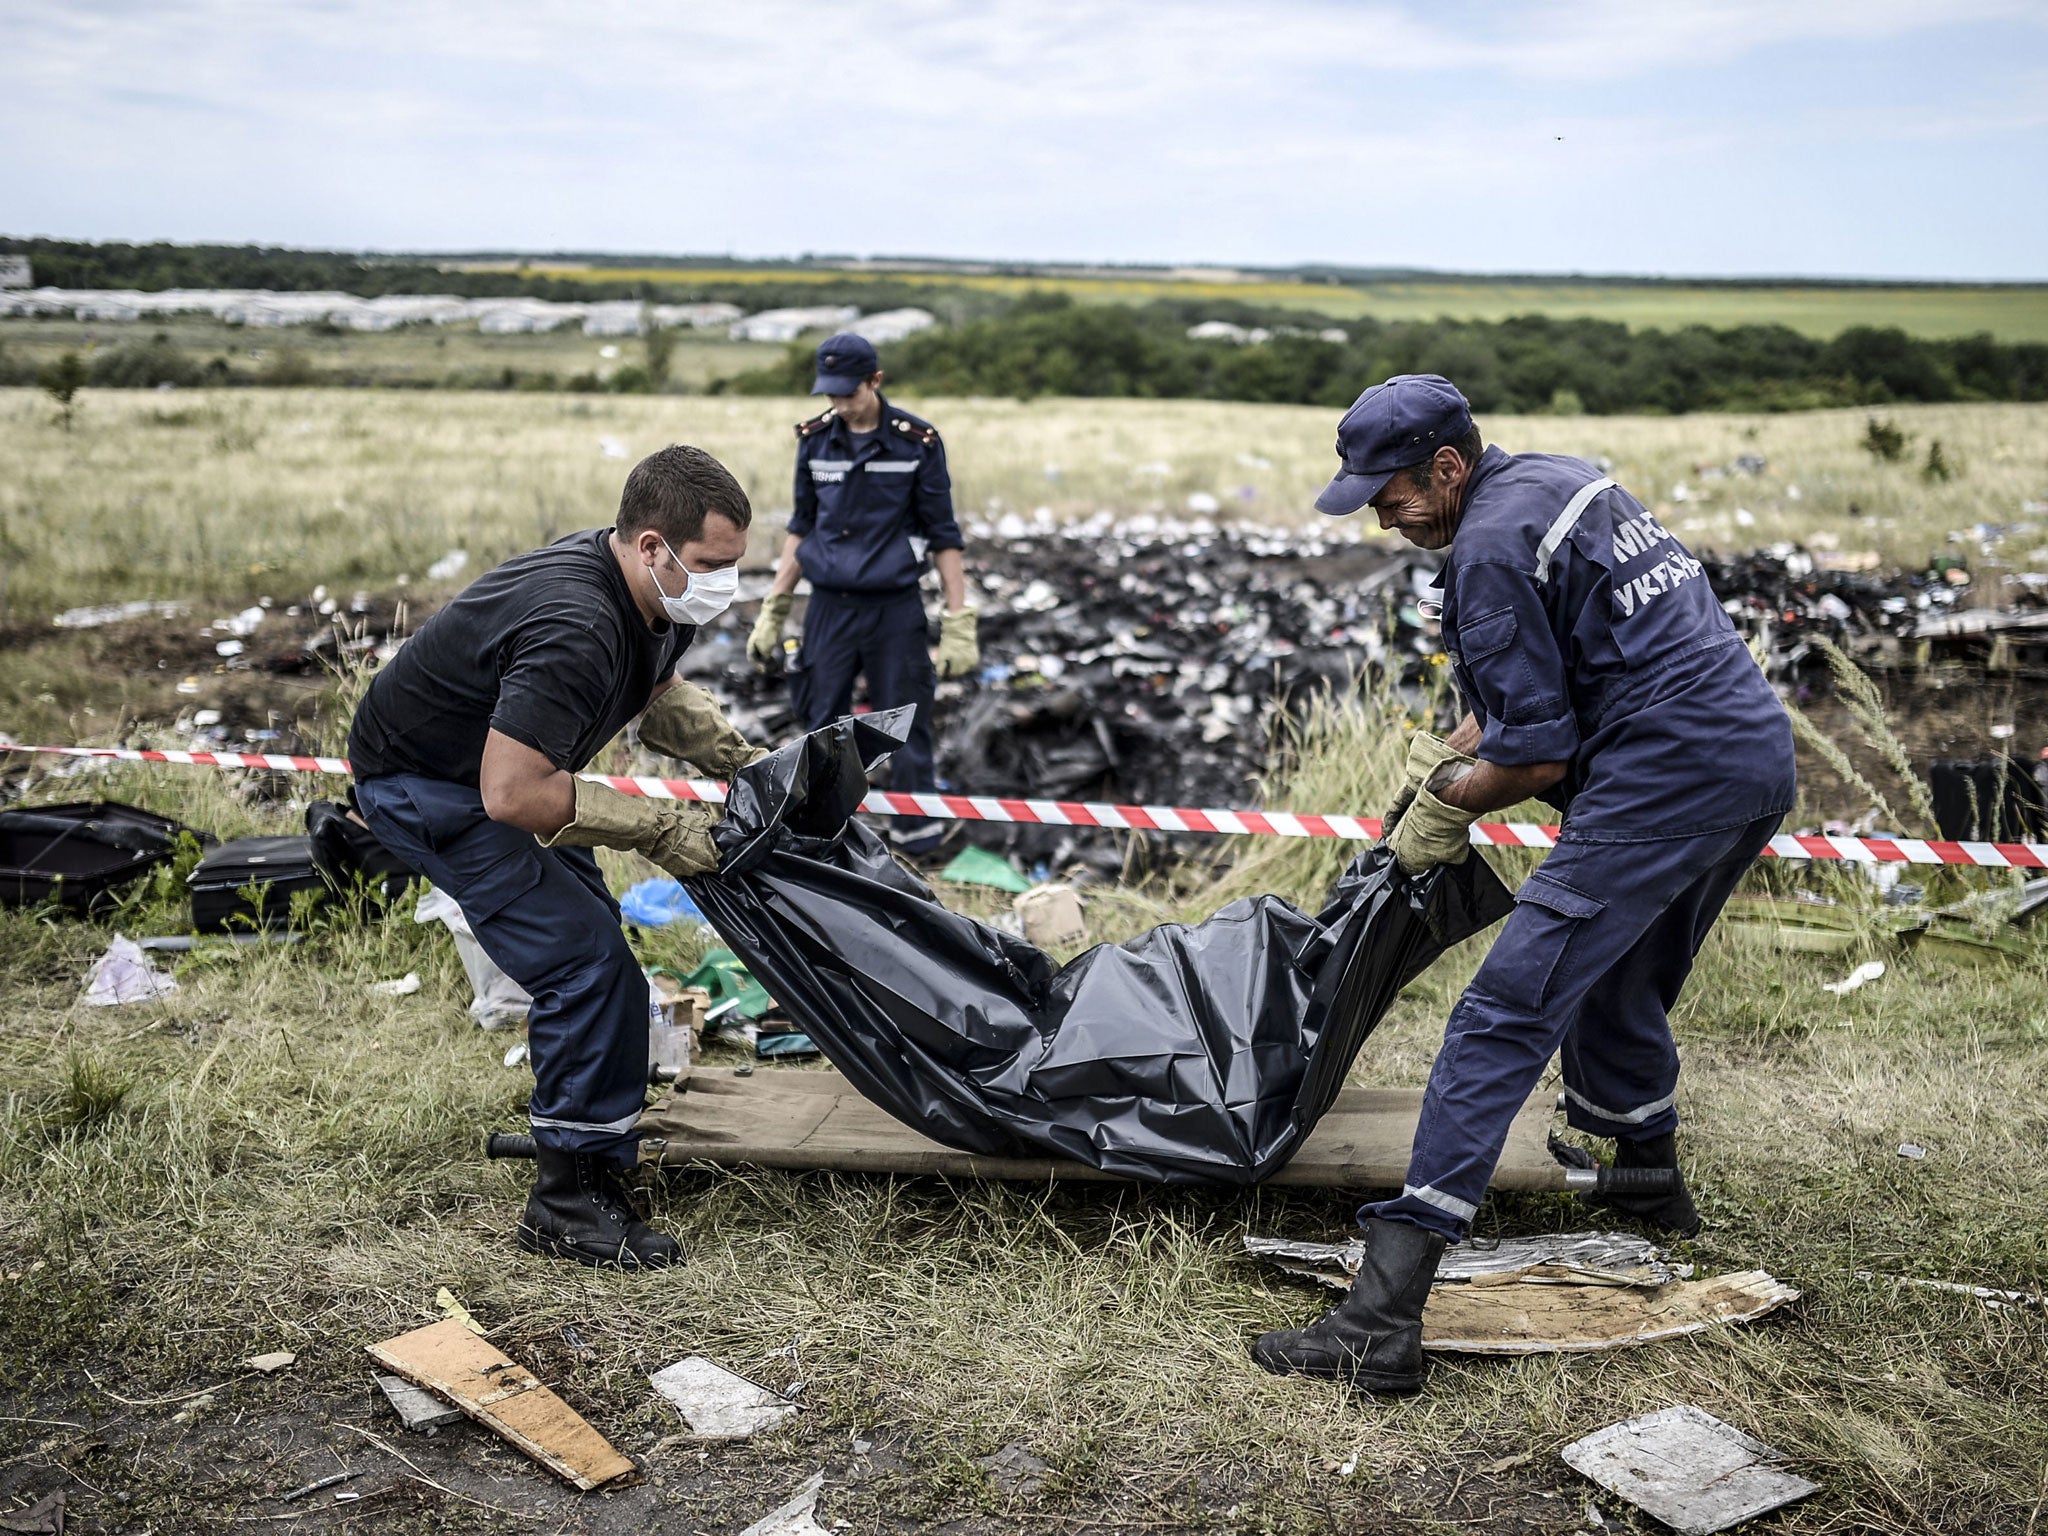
top-left (415, 884), bottom-right (533, 1030)
top-left (685, 709), bottom-right (1513, 1185)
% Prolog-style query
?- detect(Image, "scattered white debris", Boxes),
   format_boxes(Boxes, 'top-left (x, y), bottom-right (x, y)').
top-left (599, 436), bottom-right (628, 459)
top-left (191, 709), bottom-right (222, 727)
top-left (503, 1040), bottom-right (529, 1068)
top-left (1822, 960), bottom-right (1886, 996)
top-left (1561, 1405), bottom-right (1818, 1535)
top-left (1854, 1271), bottom-right (2047, 1310)
top-left (737, 1473), bottom-right (829, 1536)
top-left (1897, 1143), bottom-right (1927, 1160)
top-left (1186, 492), bottom-right (1221, 514)
top-left (52, 599), bottom-right (188, 629)
top-left (649, 1356), bottom-right (799, 1439)
top-left (214, 606), bottom-right (266, 638)
top-left (245, 1350), bottom-right (297, 1374)
top-left (81, 935), bottom-right (178, 1006)
top-left (374, 1370), bottom-right (464, 1432)
top-left (214, 640), bottom-right (245, 658)
top-left (426, 550), bottom-right (469, 582)
top-left (367, 973), bottom-right (422, 997)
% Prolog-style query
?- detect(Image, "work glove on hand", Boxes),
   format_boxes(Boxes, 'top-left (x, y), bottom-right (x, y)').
top-left (1385, 785), bottom-right (1480, 875)
top-left (540, 778), bottom-right (723, 878)
top-left (747, 592), bottom-right (794, 671)
top-left (1382, 730), bottom-right (1477, 836)
top-left (934, 607), bottom-right (981, 681)
top-left (638, 680), bottom-right (770, 778)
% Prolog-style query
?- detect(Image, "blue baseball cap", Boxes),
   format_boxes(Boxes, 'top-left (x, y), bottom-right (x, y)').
top-left (1314, 374), bottom-right (1475, 515)
top-left (811, 332), bottom-right (880, 395)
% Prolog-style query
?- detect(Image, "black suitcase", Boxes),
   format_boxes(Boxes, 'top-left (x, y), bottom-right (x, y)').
top-left (305, 800), bottom-right (412, 900)
top-left (188, 835), bottom-right (328, 933)
top-left (0, 801), bottom-right (212, 914)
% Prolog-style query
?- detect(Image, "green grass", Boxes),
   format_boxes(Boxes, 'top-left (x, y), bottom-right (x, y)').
top-left (0, 698), bottom-right (2043, 1531)
top-left (0, 314), bottom-right (766, 392)
top-left (0, 392), bottom-right (2045, 1528)
top-left (514, 266), bottom-right (2048, 343)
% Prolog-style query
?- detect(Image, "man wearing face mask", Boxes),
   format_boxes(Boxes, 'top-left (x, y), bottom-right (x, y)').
top-left (748, 333), bottom-right (975, 857)
top-left (349, 444), bottom-right (764, 1270)
top-left (1250, 375), bottom-right (1795, 1392)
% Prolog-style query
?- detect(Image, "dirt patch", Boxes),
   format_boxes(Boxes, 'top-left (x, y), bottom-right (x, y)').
top-left (0, 1378), bottom-right (1590, 1535)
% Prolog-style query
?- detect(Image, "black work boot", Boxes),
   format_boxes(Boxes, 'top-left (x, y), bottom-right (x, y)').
top-left (1588, 1132), bottom-right (1702, 1238)
top-left (516, 1146), bottom-right (683, 1269)
top-left (1250, 1217), bottom-right (1446, 1392)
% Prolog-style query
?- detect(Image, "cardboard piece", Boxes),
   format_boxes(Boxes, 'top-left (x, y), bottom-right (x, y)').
top-left (639, 1069), bottom-right (1564, 1190)
top-left (365, 1319), bottom-right (633, 1489)
top-left (1562, 1404), bottom-right (1819, 1534)
top-left (1013, 883), bottom-right (1086, 946)
top-left (649, 1355), bottom-right (798, 1439)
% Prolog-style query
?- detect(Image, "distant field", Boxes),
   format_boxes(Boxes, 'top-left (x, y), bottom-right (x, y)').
top-left (0, 315), bottom-right (764, 390)
top-left (516, 264), bottom-right (2048, 343)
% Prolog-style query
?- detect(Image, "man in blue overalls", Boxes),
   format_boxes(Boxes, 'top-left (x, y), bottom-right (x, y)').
top-left (747, 333), bottom-right (976, 856)
top-left (1253, 375), bottom-right (1796, 1393)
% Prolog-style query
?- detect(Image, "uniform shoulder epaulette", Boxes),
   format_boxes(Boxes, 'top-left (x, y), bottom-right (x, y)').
top-left (795, 409), bottom-right (834, 440)
top-left (890, 414), bottom-right (940, 448)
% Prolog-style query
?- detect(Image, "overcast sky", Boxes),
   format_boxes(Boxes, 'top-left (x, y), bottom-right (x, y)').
top-left (4, 0), bottom-right (2044, 279)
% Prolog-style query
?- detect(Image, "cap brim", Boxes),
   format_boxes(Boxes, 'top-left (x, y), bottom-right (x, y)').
top-left (811, 373), bottom-right (864, 395)
top-left (1314, 466), bottom-right (1393, 516)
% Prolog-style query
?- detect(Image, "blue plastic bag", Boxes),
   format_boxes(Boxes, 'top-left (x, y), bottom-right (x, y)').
top-left (619, 877), bottom-right (705, 928)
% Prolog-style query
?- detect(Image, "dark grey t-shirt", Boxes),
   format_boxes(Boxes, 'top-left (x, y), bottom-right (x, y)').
top-left (348, 528), bottom-right (694, 785)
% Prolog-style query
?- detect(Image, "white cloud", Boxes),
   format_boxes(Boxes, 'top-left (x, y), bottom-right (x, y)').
top-left (0, 0), bottom-right (2041, 275)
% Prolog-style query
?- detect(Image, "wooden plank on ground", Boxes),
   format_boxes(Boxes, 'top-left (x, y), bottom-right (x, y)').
top-left (638, 1069), bottom-right (1563, 1191)
top-left (365, 1319), bottom-right (633, 1490)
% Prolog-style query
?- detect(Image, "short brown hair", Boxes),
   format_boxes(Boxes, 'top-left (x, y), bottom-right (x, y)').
top-left (617, 445), bottom-right (752, 544)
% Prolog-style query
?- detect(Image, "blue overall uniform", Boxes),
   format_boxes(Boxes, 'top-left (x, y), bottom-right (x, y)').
top-left (787, 397), bottom-right (962, 805)
top-left (346, 530), bottom-right (694, 1166)
top-left (1362, 447), bottom-right (1796, 1240)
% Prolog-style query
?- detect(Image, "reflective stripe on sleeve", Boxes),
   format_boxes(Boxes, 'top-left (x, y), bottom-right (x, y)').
top-left (1533, 476), bottom-right (1616, 583)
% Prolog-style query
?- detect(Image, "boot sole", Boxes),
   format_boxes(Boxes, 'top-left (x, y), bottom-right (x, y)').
top-left (516, 1222), bottom-right (680, 1270)
top-left (1250, 1345), bottom-right (1423, 1394)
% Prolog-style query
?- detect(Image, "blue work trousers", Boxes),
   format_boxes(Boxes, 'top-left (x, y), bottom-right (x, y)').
top-left (788, 590), bottom-right (937, 795)
top-left (1363, 813), bottom-right (1782, 1240)
top-left (355, 775), bottom-right (648, 1165)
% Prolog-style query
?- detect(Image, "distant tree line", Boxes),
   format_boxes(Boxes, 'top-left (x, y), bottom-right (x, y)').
top-left (721, 292), bottom-right (2048, 413)
top-left (0, 238), bottom-right (1003, 321)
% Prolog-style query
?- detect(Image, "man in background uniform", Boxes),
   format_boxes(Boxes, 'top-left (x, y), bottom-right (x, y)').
top-left (350, 446), bottom-right (765, 1270)
top-left (748, 332), bottom-right (977, 856)
top-left (1252, 375), bottom-right (1796, 1393)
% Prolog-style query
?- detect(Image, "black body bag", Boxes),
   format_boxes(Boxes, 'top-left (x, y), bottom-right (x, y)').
top-left (685, 710), bottom-right (1513, 1185)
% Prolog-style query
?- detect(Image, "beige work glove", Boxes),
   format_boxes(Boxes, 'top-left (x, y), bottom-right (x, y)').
top-left (638, 680), bottom-right (770, 778)
top-left (540, 778), bottom-right (723, 878)
top-left (1382, 730), bottom-right (1477, 836)
top-left (934, 608), bottom-right (980, 680)
top-left (1385, 785), bottom-right (1479, 874)
top-left (748, 592), bottom-right (794, 671)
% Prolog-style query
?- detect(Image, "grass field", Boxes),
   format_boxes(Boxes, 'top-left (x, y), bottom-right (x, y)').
top-left (0, 315), bottom-right (765, 392)
top-left (515, 265), bottom-right (2048, 343)
top-left (0, 390), bottom-right (2045, 1530)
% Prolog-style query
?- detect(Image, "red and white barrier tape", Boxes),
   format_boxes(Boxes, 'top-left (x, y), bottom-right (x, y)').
top-left (8, 743), bottom-right (2044, 869)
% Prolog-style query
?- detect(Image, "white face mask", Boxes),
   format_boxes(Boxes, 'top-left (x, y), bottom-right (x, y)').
top-left (649, 538), bottom-right (739, 625)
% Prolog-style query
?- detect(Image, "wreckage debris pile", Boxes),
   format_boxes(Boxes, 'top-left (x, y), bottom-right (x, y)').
top-left (690, 520), bottom-right (1445, 855)
top-left (34, 523), bottom-right (2048, 851)
top-left (1700, 544), bottom-right (1986, 677)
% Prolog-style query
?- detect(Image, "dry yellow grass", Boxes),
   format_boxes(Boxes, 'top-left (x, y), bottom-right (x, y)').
top-left (2, 389), bottom-right (2042, 624)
